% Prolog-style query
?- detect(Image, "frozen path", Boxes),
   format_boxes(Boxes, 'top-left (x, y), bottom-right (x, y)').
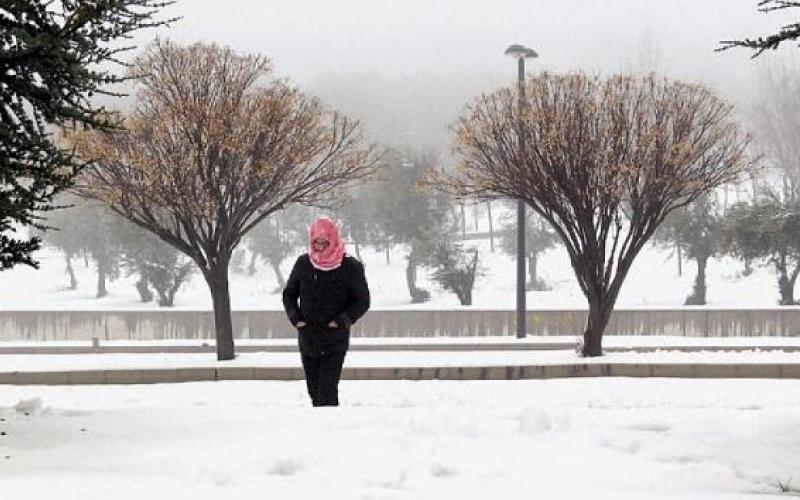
top-left (1, 379), bottom-right (798, 499)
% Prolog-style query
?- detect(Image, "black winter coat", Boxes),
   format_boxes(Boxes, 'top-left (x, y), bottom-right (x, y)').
top-left (282, 254), bottom-right (370, 332)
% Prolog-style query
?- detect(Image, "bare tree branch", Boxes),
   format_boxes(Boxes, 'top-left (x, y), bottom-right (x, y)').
top-left (718, 1), bottom-right (800, 56)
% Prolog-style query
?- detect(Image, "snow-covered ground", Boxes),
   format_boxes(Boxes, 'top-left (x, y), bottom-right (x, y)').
top-left (1, 379), bottom-right (798, 499)
top-left (0, 237), bottom-right (785, 311)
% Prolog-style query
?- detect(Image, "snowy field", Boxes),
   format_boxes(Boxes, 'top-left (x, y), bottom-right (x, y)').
top-left (1, 379), bottom-right (799, 499)
top-left (0, 237), bottom-right (787, 311)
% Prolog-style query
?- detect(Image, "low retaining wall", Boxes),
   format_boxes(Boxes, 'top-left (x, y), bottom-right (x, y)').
top-left (3, 344), bottom-right (800, 355)
top-left (3, 363), bottom-right (800, 384)
top-left (2, 309), bottom-right (800, 341)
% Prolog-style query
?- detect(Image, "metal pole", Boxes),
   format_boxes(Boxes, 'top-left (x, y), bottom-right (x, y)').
top-left (516, 56), bottom-right (527, 339)
top-left (487, 201), bottom-right (494, 252)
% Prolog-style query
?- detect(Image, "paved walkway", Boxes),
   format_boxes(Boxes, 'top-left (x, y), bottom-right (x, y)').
top-left (2, 363), bottom-right (799, 384)
top-left (1, 338), bottom-right (799, 384)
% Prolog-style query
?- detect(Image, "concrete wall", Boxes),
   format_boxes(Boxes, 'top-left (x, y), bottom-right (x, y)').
top-left (2, 309), bottom-right (800, 341)
top-left (4, 363), bottom-right (800, 384)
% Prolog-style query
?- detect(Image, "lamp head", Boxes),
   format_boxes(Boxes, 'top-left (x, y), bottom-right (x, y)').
top-left (504, 44), bottom-right (538, 59)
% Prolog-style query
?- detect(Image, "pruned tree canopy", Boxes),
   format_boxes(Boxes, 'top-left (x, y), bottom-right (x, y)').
top-left (68, 40), bottom-right (380, 360)
top-left (72, 41), bottom-right (379, 261)
top-left (438, 72), bottom-right (751, 355)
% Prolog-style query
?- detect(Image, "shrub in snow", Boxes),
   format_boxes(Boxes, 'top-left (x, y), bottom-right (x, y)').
top-left (424, 239), bottom-right (482, 306)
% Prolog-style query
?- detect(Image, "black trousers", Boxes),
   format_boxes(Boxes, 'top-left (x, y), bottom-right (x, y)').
top-left (298, 327), bottom-right (349, 407)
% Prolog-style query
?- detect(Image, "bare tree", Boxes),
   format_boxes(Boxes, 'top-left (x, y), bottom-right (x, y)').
top-left (69, 41), bottom-right (379, 360)
top-left (750, 65), bottom-right (800, 197)
top-left (437, 72), bottom-right (751, 356)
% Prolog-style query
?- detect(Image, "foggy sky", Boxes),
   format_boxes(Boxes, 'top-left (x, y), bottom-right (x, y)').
top-left (119, 1), bottom-right (800, 147)
top-left (134, 1), bottom-right (799, 85)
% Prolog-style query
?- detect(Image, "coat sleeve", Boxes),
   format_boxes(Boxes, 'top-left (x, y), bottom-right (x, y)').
top-left (336, 259), bottom-right (370, 329)
top-left (282, 256), bottom-right (304, 326)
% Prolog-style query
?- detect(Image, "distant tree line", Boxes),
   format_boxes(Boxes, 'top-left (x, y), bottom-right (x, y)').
top-left (40, 195), bottom-right (194, 307)
top-left (652, 63), bottom-right (800, 307)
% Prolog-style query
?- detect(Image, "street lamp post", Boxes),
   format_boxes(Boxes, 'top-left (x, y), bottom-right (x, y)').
top-left (504, 43), bottom-right (538, 339)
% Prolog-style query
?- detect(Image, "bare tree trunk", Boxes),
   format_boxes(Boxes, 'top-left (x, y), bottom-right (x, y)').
top-left (685, 255), bottom-right (708, 305)
top-left (582, 296), bottom-right (613, 357)
top-left (96, 259), bottom-right (107, 298)
top-left (166, 285), bottom-right (179, 307)
top-left (204, 262), bottom-right (235, 361)
top-left (743, 258), bottom-right (753, 276)
top-left (473, 204), bottom-right (479, 232)
top-left (135, 275), bottom-right (153, 302)
top-left (789, 266), bottom-right (800, 305)
top-left (385, 246), bottom-right (390, 265)
top-left (460, 202), bottom-right (466, 237)
top-left (456, 287), bottom-right (473, 306)
top-left (527, 252), bottom-right (544, 290)
top-left (487, 202), bottom-right (494, 252)
top-left (776, 258), bottom-right (798, 305)
top-left (247, 252), bottom-right (258, 276)
top-left (269, 258), bottom-right (286, 289)
top-left (676, 243), bottom-right (682, 277)
top-left (405, 257), bottom-right (417, 300)
top-left (158, 284), bottom-right (179, 307)
top-left (65, 254), bottom-right (78, 290)
top-left (405, 253), bottom-right (429, 303)
top-left (353, 240), bottom-right (362, 261)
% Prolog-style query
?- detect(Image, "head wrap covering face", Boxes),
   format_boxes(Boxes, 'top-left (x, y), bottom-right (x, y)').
top-left (308, 218), bottom-right (346, 271)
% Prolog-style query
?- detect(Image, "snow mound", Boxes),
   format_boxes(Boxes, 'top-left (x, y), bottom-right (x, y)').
top-left (267, 457), bottom-right (305, 476)
top-left (518, 407), bottom-right (552, 434)
top-left (14, 397), bottom-right (43, 416)
top-left (429, 462), bottom-right (460, 477)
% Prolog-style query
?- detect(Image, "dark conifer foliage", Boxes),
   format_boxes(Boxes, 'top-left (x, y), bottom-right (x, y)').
top-left (0, 1), bottom-right (174, 270)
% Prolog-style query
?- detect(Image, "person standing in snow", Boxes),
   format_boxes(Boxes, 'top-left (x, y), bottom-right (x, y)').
top-left (282, 218), bottom-right (370, 406)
